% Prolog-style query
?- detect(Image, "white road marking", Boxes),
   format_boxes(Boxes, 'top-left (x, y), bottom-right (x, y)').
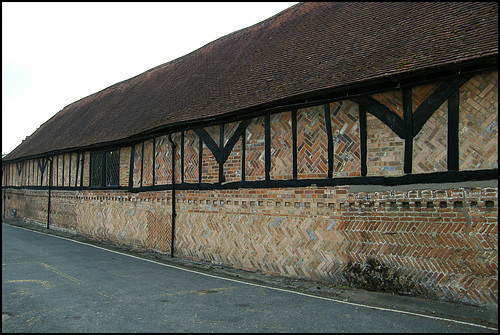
top-left (3, 223), bottom-right (497, 331)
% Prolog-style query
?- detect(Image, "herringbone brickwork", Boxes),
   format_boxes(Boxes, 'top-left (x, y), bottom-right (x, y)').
top-left (2, 70), bottom-right (497, 308)
top-left (184, 130), bottom-right (200, 183)
top-left (245, 117), bottom-right (266, 181)
top-left (297, 106), bottom-right (328, 179)
top-left (24, 160), bottom-right (29, 186)
top-left (155, 135), bottom-right (171, 185)
top-left (270, 112), bottom-right (293, 180)
top-left (133, 144), bottom-right (143, 188)
top-left (413, 101), bottom-right (448, 173)
top-left (28, 159), bottom-right (34, 186)
top-left (1, 190), bottom-right (172, 252)
top-left (170, 186), bottom-right (497, 306)
top-left (54, 156), bottom-right (61, 187)
top-left (144, 207), bottom-right (172, 252)
top-left (82, 152), bottom-right (90, 187)
top-left (142, 139), bottom-right (154, 187)
top-left (336, 187), bottom-right (498, 305)
top-left (63, 154), bottom-right (70, 187)
top-left (330, 101), bottom-right (361, 177)
top-left (119, 147), bottom-right (131, 187)
top-left (459, 70), bottom-right (498, 170)
top-left (74, 153), bottom-right (82, 188)
top-left (69, 152), bottom-right (77, 187)
top-left (171, 133), bottom-right (183, 184)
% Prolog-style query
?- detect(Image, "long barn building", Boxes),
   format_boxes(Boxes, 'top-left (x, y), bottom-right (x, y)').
top-left (2, 2), bottom-right (498, 307)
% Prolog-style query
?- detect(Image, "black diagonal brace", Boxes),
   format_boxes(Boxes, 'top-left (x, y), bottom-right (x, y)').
top-left (222, 119), bottom-right (251, 163)
top-left (16, 161), bottom-right (25, 176)
top-left (412, 75), bottom-right (473, 137)
top-left (350, 96), bottom-right (405, 139)
top-left (194, 119), bottom-right (251, 166)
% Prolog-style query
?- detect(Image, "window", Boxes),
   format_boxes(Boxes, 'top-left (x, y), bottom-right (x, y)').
top-left (90, 150), bottom-right (120, 187)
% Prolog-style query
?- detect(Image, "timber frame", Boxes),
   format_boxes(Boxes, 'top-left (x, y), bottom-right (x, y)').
top-left (1, 2), bottom-right (498, 309)
top-left (3, 64), bottom-right (497, 193)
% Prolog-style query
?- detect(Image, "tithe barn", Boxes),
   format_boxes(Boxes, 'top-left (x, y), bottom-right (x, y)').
top-left (2, 2), bottom-right (498, 307)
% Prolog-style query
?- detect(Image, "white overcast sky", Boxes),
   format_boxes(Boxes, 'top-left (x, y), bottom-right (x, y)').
top-left (2, 2), bottom-right (297, 155)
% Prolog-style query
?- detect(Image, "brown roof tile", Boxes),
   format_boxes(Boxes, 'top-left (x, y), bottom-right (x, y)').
top-left (4, 2), bottom-right (498, 161)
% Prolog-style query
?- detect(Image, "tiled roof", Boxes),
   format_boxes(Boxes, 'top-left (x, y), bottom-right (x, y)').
top-left (4, 2), bottom-right (498, 161)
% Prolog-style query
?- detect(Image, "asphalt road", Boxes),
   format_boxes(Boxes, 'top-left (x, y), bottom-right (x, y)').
top-left (2, 222), bottom-right (496, 333)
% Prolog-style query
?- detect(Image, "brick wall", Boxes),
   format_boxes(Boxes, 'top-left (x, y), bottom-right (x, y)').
top-left (119, 147), bottom-right (131, 187)
top-left (184, 130), bottom-right (200, 183)
top-left (459, 70), bottom-right (498, 170)
top-left (271, 112), bottom-right (293, 180)
top-left (224, 122), bottom-right (243, 182)
top-left (154, 135), bottom-right (172, 185)
top-left (172, 184), bottom-right (497, 306)
top-left (2, 189), bottom-right (173, 252)
top-left (297, 105), bottom-right (329, 179)
top-left (3, 183), bottom-right (496, 306)
top-left (2, 69), bottom-right (498, 307)
top-left (246, 116), bottom-right (266, 181)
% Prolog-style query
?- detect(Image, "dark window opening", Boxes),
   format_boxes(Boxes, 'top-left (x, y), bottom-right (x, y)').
top-left (106, 150), bottom-right (120, 186)
top-left (91, 150), bottom-right (119, 188)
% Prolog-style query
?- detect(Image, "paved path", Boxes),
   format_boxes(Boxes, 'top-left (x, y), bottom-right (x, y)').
top-left (2, 222), bottom-right (497, 332)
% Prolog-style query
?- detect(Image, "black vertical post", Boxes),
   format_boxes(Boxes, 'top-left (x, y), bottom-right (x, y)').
top-left (152, 138), bottom-right (156, 186)
top-left (55, 155), bottom-right (58, 187)
top-left (3, 188), bottom-right (6, 220)
top-left (219, 124), bottom-right (225, 183)
top-left (198, 136), bottom-right (203, 184)
top-left (168, 134), bottom-right (177, 258)
top-left (180, 132), bottom-right (185, 184)
top-left (359, 106), bottom-right (368, 176)
top-left (241, 129), bottom-right (246, 182)
top-left (140, 142), bottom-right (145, 188)
top-left (80, 153), bottom-right (85, 189)
top-left (38, 158), bottom-right (45, 187)
top-left (448, 90), bottom-right (460, 171)
top-left (101, 152), bottom-right (107, 188)
top-left (62, 154), bottom-right (65, 187)
top-left (129, 144), bottom-right (135, 191)
top-left (403, 88), bottom-right (413, 174)
top-left (68, 154), bottom-right (72, 187)
top-left (324, 104), bottom-right (334, 178)
top-left (292, 110), bottom-right (298, 180)
top-left (75, 152), bottom-right (80, 187)
top-left (27, 160), bottom-right (30, 187)
top-left (265, 115), bottom-right (271, 182)
top-left (47, 158), bottom-right (53, 229)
